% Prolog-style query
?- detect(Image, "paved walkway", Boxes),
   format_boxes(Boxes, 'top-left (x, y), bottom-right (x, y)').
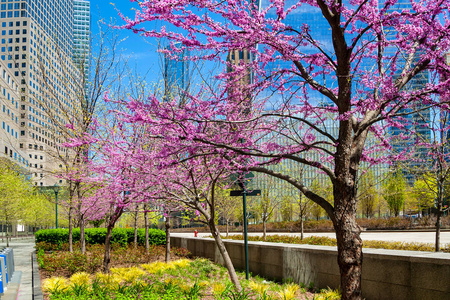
top-left (1, 237), bottom-right (35, 300)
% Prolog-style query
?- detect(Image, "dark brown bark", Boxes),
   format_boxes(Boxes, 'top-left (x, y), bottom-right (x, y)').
top-left (103, 205), bottom-right (124, 273)
top-left (134, 208), bottom-right (138, 249)
top-left (263, 218), bottom-right (267, 241)
top-left (165, 216), bottom-right (171, 262)
top-left (80, 216), bottom-right (86, 254)
top-left (102, 223), bottom-right (114, 273)
top-left (144, 204), bottom-right (149, 253)
top-left (333, 182), bottom-right (363, 300)
top-left (68, 206), bottom-right (73, 253)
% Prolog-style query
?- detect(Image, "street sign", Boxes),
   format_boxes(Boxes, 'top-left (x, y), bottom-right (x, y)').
top-left (230, 190), bottom-right (261, 197)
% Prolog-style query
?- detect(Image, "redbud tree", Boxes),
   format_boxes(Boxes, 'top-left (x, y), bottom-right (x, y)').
top-left (117, 0), bottom-right (450, 299)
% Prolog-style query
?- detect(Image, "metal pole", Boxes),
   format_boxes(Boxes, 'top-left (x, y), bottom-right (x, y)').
top-left (55, 191), bottom-right (58, 229)
top-left (242, 190), bottom-right (249, 280)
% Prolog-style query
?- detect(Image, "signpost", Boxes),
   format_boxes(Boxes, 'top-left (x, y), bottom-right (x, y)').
top-left (230, 172), bottom-right (260, 280)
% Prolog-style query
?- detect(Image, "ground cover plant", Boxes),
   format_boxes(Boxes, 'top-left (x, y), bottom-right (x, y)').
top-left (42, 257), bottom-right (340, 300)
top-left (222, 235), bottom-right (450, 253)
top-left (36, 243), bottom-right (191, 279)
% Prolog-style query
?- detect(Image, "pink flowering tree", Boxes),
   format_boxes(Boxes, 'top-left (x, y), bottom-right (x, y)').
top-left (116, 1), bottom-right (450, 299)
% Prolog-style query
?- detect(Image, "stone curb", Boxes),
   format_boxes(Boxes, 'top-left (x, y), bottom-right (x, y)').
top-left (31, 251), bottom-right (43, 300)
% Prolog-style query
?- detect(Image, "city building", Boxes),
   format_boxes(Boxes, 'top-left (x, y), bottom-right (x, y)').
top-left (73, 0), bottom-right (90, 73)
top-left (385, 1), bottom-right (431, 180)
top-left (0, 0), bottom-right (86, 186)
top-left (226, 48), bottom-right (253, 114)
top-left (0, 60), bottom-right (28, 169)
top-left (163, 44), bottom-right (189, 103)
top-left (248, 1), bottom-right (390, 219)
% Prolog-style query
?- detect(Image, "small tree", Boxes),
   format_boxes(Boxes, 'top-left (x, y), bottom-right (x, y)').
top-left (412, 176), bottom-right (435, 216)
top-left (357, 171), bottom-right (378, 218)
top-left (383, 171), bottom-right (407, 217)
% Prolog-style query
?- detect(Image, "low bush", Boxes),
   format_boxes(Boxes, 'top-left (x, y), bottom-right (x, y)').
top-left (35, 228), bottom-right (166, 247)
top-left (42, 258), bottom-right (334, 300)
top-left (223, 234), bottom-right (450, 252)
top-left (37, 244), bottom-right (191, 277)
top-left (123, 228), bottom-right (166, 246)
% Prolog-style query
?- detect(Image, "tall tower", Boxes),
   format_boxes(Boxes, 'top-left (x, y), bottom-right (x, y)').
top-left (0, 0), bottom-right (80, 186)
top-left (163, 45), bottom-right (189, 103)
top-left (385, 1), bottom-right (430, 179)
top-left (73, 0), bottom-right (90, 73)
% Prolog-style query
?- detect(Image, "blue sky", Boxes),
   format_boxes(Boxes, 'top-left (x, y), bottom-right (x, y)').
top-left (89, 1), bottom-right (162, 85)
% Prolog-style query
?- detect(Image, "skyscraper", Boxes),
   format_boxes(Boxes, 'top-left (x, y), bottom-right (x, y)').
top-left (73, 0), bottom-right (90, 72)
top-left (385, 1), bottom-right (431, 179)
top-left (0, 0), bottom-right (87, 186)
top-left (164, 45), bottom-right (189, 102)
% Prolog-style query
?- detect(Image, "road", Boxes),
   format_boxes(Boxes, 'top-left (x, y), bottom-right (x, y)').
top-left (172, 230), bottom-right (450, 245)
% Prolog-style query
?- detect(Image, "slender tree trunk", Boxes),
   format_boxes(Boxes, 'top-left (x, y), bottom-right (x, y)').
top-left (103, 223), bottom-right (114, 273)
top-left (80, 216), bottom-right (86, 254)
top-left (144, 204), bottom-right (149, 253)
top-left (263, 218), bottom-right (267, 241)
top-left (226, 218), bottom-right (229, 238)
top-left (208, 218), bottom-right (242, 292)
top-left (435, 182), bottom-right (443, 252)
top-left (103, 206), bottom-right (124, 273)
top-left (68, 205), bottom-right (73, 252)
top-left (300, 216), bottom-right (304, 240)
top-left (5, 222), bottom-right (9, 247)
top-left (134, 208), bottom-right (138, 249)
top-left (165, 215), bottom-right (171, 262)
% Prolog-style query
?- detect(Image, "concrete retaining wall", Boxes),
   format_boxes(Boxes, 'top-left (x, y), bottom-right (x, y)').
top-left (171, 236), bottom-right (450, 300)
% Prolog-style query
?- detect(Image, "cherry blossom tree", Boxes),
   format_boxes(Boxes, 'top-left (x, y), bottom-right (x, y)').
top-left (85, 1), bottom-right (450, 298)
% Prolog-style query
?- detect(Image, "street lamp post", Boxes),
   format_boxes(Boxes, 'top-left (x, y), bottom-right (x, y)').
top-left (52, 184), bottom-right (60, 228)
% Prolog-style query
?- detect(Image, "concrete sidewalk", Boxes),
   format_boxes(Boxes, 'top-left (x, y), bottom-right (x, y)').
top-left (1, 237), bottom-right (36, 300)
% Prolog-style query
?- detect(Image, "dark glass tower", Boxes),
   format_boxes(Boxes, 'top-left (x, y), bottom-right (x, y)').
top-left (163, 45), bottom-right (189, 103)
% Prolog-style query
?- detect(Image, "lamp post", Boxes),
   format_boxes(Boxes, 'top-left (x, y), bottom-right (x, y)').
top-left (52, 184), bottom-right (60, 228)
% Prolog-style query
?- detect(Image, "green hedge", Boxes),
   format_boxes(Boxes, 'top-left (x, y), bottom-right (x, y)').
top-left (35, 228), bottom-right (165, 247)
top-left (123, 228), bottom-right (166, 246)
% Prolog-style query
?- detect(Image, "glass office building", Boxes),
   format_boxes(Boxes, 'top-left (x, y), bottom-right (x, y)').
top-left (251, 0), bottom-right (390, 210)
top-left (73, 0), bottom-right (90, 72)
top-left (164, 45), bottom-right (189, 102)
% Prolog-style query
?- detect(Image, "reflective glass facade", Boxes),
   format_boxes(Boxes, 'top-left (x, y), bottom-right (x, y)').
top-left (73, 0), bottom-right (90, 71)
top-left (164, 45), bottom-right (189, 101)
top-left (385, 0), bottom-right (431, 177)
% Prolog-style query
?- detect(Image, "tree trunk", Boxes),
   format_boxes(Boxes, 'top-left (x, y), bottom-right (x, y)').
top-left (262, 218), bottom-right (267, 241)
top-left (102, 223), bottom-right (114, 273)
top-left (80, 216), bottom-right (86, 254)
top-left (208, 218), bottom-right (242, 292)
top-left (165, 216), bottom-right (171, 262)
top-left (144, 204), bottom-right (149, 253)
top-left (435, 183), bottom-right (443, 252)
top-left (226, 218), bottom-right (229, 238)
top-left (68, 205), bottom-right (73, 252)
top-left (102, 206), bottom-right (124, 273)
top-left (300, 216), bottom-right (304, 240)
top-left (334, 181), bottom-right (363, 300)
top-left (134, 209), bottom-right (138, 249)
top-left (5, 222), bottom-right (9, 247)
